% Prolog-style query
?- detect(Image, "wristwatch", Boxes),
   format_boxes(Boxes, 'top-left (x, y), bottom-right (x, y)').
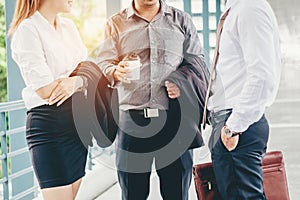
top-left (223, 126), bottom-right (240, 138)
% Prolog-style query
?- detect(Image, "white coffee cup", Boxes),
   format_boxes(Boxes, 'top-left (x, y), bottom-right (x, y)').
top-left (126, 59), bottom-right (141, 80)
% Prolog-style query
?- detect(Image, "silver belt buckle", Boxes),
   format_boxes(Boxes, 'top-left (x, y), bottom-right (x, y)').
top-left (144, 108), bottom-right (159, 118)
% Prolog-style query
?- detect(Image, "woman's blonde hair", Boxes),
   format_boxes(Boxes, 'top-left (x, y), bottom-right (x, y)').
top-left (8, 0), bottom-right (41, 36)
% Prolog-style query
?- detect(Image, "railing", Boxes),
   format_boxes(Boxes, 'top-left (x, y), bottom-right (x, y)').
top-left (0, 100), bottom-right (30, 200)
top-left (0, 100), bottom-right (109, 200)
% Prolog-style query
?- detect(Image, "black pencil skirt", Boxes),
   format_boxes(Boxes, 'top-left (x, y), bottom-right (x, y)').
top-left (26, 98), bottom-right (88, 189)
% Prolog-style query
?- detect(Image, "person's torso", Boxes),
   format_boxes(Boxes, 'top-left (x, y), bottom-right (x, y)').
top-left (208, 0), bottom-right (281, 111)
top-left (110, 5), bottom-right (188, 110)
top-left (12, 11), bottom-right (87, 109)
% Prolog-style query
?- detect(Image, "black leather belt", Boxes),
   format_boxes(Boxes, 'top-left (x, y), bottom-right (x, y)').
top-left (129, 108), bottom-right (160, 118)
top-left (208, 109), bottom-right (232, 126)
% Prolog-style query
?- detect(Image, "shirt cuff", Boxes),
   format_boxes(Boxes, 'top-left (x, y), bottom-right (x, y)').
top-left (225, 112), bottom-right (251, 133)
top-left (104, 65), bottom-right (118, 86)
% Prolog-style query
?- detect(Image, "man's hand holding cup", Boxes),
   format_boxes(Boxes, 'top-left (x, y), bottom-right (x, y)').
top-left (114, 53), bottom-right (141, 83)
top-left (114, 61), bottom-right (131, 83)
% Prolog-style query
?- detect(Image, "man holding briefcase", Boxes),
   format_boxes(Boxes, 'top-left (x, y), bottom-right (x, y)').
top-left (202, 0), bottom-right (281, 199)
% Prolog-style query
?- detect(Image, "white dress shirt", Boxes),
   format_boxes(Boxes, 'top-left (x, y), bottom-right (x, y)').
top-left (11, 11), bottom-right (87, 109)
top-left (208, 0), bottom-right (281, 132)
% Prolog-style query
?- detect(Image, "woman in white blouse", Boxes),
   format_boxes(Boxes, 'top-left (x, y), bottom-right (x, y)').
top-left (9, 0), bottom-right (88, 199)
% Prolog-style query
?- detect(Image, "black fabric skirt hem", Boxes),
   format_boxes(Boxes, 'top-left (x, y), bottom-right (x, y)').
top-left (39, 172), bottom-right (86, 189)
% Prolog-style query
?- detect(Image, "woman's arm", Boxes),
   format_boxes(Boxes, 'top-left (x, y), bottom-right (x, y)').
top-left (36, 75), bottom-right (84, 106)
top-left (35, 80), bottom-right (60, 100)
top-left (48, 76), bottom-right (84, 106)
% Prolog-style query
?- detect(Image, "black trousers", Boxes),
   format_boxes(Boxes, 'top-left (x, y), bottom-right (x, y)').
top-left (209, 112), bottom-right (269, 200)
top-left (116, 110), bottom-right (193, 200)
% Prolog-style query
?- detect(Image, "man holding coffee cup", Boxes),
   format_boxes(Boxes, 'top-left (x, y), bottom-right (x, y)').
top-left (116, 53), bottom-right (141, 82)
top-left (97, 0), bottom-right (207, 199)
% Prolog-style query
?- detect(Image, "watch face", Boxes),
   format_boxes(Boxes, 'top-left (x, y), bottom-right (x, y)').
top-left (224, 127), bottom-right (232, 137)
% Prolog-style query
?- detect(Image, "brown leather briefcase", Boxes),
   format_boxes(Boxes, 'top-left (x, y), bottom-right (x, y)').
top-left (193, 151), bottom-right (290, 200)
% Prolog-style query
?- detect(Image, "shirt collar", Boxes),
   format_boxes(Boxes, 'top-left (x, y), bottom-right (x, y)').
top-left (126, 0), bottom-right (172, 20)
top-left (32, 11), bottom-right (61, 30)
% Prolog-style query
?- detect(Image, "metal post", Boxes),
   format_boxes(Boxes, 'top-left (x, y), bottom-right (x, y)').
top-left (183, 0), bottom-right (192, 15)
top-left (216, 0), bottom-right (221, 25)
top-left (1, 112), bottom-right (8, 200)
top-left (202, 0), bottom-right (210, 64)
top-left (87, 146), bottom-right (93, 170)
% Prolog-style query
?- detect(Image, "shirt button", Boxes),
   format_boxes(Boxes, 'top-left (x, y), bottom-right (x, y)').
top-left (151, 41), bottom-right (155, 44)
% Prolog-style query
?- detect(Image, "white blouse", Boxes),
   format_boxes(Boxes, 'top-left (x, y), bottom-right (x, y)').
top-left (11, 11), bottom-right (87, 109)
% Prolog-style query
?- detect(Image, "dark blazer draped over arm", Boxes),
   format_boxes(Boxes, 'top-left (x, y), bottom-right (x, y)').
top-left (165, 58), bottom-right (209, 149)
top-left (70, 61), bottom-right (119, 148)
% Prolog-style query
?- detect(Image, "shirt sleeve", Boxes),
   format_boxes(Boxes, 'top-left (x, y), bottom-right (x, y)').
top-left (226, 6), bottom-right (279, 132)
top-left (11, 24), bottom-right (54, 91)
top-left (96, 19), bottom-right (119, 84)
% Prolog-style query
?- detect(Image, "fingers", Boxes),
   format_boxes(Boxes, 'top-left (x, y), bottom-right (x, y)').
top-left (114, 61), bottom-right (131, 83)
top-left (49, 93), bottom-right (65, 105)
top-left (48, 84), bottom-right (64, 105)
top-left (56, 94), bottom-right (71, 107)
top-left (48, 78), bottom-right (75, 106)
top-left (49, 92), bottom-right (72, 107)
top-left (220, 128), bottom-right (239, 151)
top-left (165, 81), bottom-right (180, 99)
top-left (55, 78), bottom-right (65, 83)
